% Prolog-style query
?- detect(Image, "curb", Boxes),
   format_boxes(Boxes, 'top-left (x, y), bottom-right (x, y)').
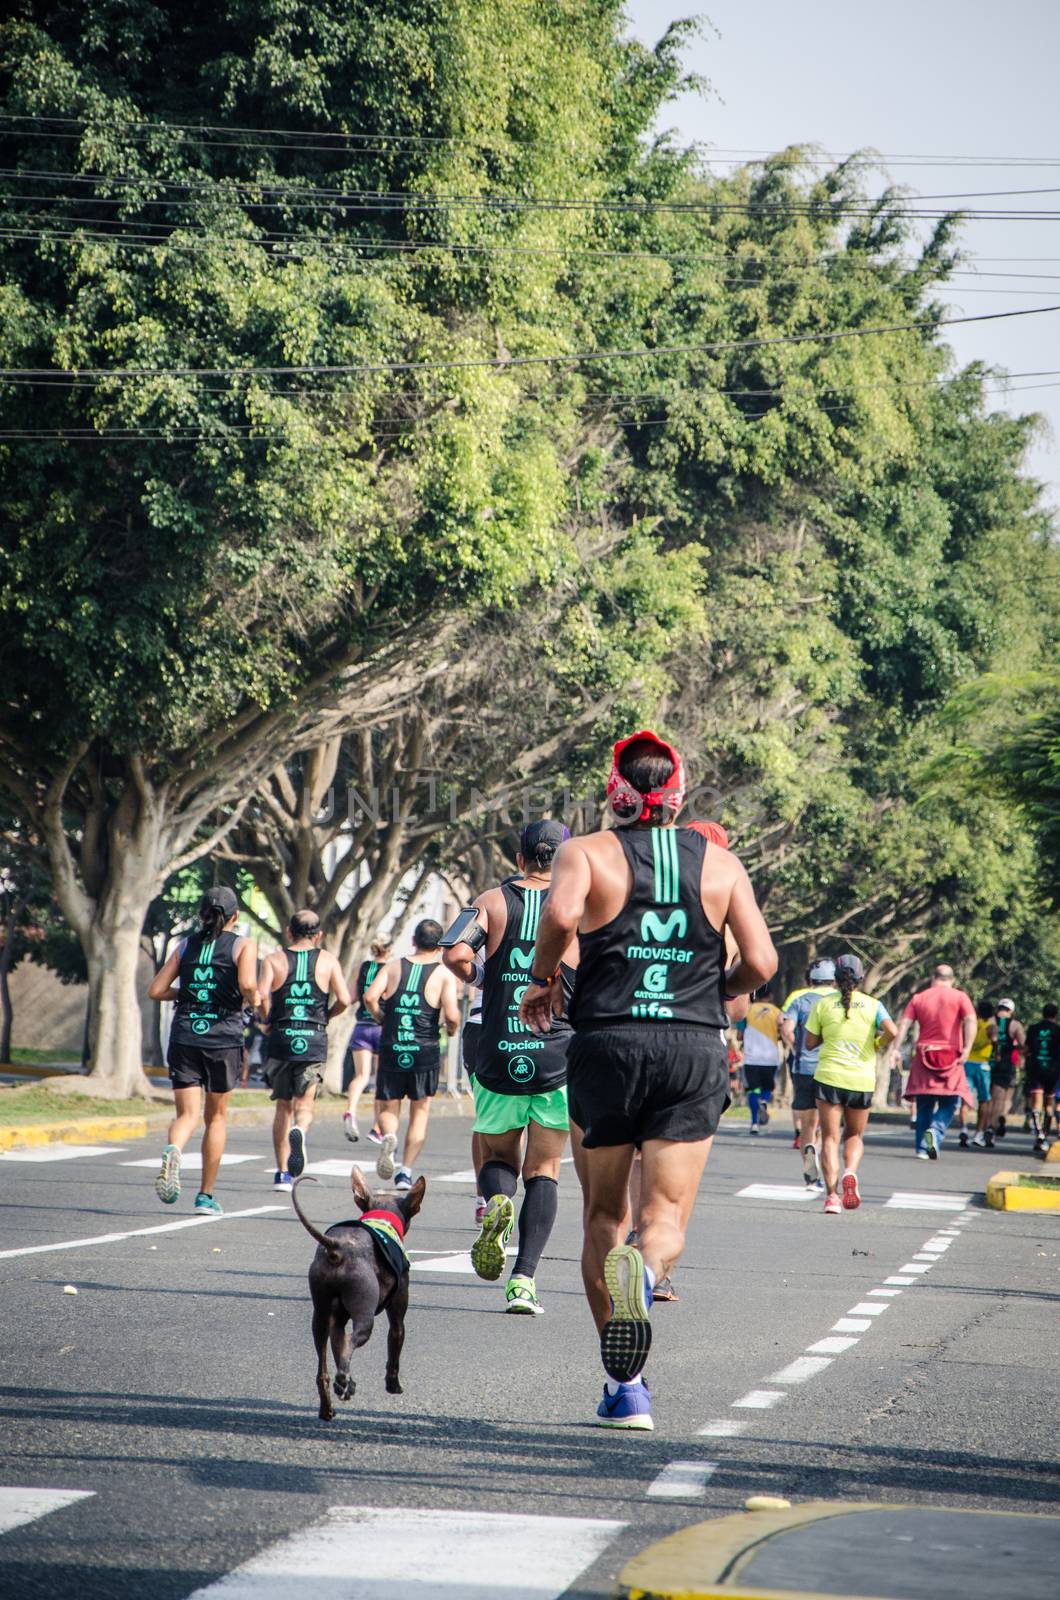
top-left (0, 1094), bottom-right (475, 1152)
top-left (985, 1168), bottom-right (1060, 1211)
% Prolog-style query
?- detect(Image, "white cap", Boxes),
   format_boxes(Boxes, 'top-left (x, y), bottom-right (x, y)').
top-left (997, 998), bottom-right (1015, 1011)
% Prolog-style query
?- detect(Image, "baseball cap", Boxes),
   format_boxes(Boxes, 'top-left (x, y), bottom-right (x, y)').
top-left (997, 997), bottom-right (1015, 1011)
top-left (835, 952), bottom-right (864, 983)
top-left (520, 819), bottom-right (570, 856)
top-left (809, 958), bottom-right (836, 981)
top-left (201, 886), bottom-right (238, 918)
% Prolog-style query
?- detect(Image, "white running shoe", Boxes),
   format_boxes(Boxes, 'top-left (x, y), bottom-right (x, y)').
top-left (802, 1141), bottom-right (820, 1187)
top-left (376, 1132), bottom-right (398, 1181)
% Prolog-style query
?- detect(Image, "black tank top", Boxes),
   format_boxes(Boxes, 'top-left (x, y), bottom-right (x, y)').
top-left (355, 959), bottom-right (382, 1024)
top-left (569, 827), bottom-right (726, 1031)
top-left (267, 947), bottom-right (329, 1062)
top-left (380, 959), bottom-right (442, 1072)
top-left (170, 930), bottom-right (245, 1048)
top-left (477, 883), bottom-right (574, 1095)
top-left (992, 1014), bottom-right (1017, 1068)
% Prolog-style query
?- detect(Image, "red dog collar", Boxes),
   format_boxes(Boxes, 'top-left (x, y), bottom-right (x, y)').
top-left (361, 1208), bottom-right (405, 1239)
top-left (607, 729), bottom-right (686, 822)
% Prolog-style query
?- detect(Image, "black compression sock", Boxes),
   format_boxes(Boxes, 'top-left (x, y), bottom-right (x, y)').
top-left (513, 1175), bottom-right (558, 1279)
top-left (479, 1160), bottom-right (518, 1201)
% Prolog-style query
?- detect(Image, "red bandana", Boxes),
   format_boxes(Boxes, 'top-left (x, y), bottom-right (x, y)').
top-left (360, 1207), bottom-right (405, 1240)
top-left (607, 730), bottom-right (687, 823)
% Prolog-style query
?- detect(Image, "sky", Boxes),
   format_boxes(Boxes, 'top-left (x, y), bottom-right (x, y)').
top-left (623, 0), bottom-right (1060, 510)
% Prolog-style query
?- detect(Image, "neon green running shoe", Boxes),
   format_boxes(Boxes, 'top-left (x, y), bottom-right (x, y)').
top-left (154, 1144), bottom-right (181, 1205)
top-left (471, 1194), bottom-right (514, 1281)
top-left (505, 1275), bottom-right (544, 1315)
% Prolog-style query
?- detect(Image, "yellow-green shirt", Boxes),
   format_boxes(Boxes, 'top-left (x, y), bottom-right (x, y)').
top-left (968, 1018), bottom-right (992, 1064)
top-left (808, 989), bottom-right (892, 1094)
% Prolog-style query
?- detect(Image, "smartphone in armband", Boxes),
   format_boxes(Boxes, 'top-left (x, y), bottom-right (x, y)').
top-left (439, 907), bottom-right (486, 952)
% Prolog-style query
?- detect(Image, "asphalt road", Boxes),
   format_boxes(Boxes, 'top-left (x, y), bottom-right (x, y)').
top-left (0, 1106), bottom-right (1057, 1598)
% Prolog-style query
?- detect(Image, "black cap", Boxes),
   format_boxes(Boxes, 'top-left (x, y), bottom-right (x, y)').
top-left (835, 952), bottom-right (864, 983)
top-left (202, 886), bottom-right (239, 918)
top-left (520, 819), bottom-right (570, 856)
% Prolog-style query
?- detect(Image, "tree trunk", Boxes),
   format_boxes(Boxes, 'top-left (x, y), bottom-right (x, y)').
top-left (85, 902), bottom-right (156, 1097)
top-left (0, 912), bottom-right (18, 1063)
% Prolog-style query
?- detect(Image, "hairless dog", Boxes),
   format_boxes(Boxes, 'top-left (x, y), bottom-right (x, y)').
top-left (291, 1165), bottom-right (426, 1420)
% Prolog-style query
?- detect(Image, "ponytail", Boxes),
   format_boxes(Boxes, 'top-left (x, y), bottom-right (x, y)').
top-left (198, 901), bottom-right (228, 941)
top-left (836, 965), bottom-right (856, 1017)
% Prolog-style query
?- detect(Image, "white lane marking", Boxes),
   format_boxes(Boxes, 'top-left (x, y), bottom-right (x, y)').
top-left (912, 1253), bottom-right (940, 1262)
top-left (937, 1229), bottom-right (960, 1236)
top-left (868, 1289), bottom-right (902, 1298)
top-left (0, 1487), bottom-right (95, 1535)
top-left (647, 1461), bottom-right (717, 1500)
top-left (434, 1167), bottom-right (478, 1183)
top-left (733, 1389), bottom-right (785, 1409)
top-left (259, 1159), bottom-right (357, 1178)
top-left (806, 1336), bottom-right (860, 1354)
top-left (884, 1191), bottom-right (971, 1210)
top-left (412, 1248), bottom-right (517, 1275)
top-left (898, 1263), bottom-right (932, 1274)
top-left (769, 1356), bottom-right (833, 1384)
top-left (697, 1418), bottom-right (748, 1437)
top-left (0, 1205), bottom-right (286, 1259)
top-left (884, 1275), bottom-right (916, 1285)
top-left (1, 1145), bottom-right (126, 1163)
top-left (736, 1183), bottom-right (816, 1203)
top-left (186, 1505), bottom-right (625, 1599)
top-left (832, 1317), bottom-right (872, 1333)
top-left (847, 1302), bottom-right (888, 1317)
top-left (122, 1152), bottom-right (258, 1169)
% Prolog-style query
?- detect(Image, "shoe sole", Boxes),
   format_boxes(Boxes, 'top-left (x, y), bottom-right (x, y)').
top-left (925, 1133), bottom-right (938, 1161)
top-left (287, 1128), bottom-right (306, 1178)
top-left (376, 1134), bottom-right (398, 1180)
top-left (506, 1298), bottom-right (544, 1316)
top-left (471, 1196), bottom-right (514, 1281)
top-left (841, 1174), bottom-right (861, 1210)
top-left (601, 1245), bottom-right (652, 1383)
top-left (594, 1412), bottom-right (654, 1431)
top-left (343, 1123), bottom-right (360, 1143)
top-left (154, 1149), bottom-right (181, 1205)
top-left (802, 1145), bottom-right (818, 1185)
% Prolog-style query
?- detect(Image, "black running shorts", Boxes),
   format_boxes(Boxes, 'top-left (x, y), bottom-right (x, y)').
top-left (264, 1057), bottom-right (325, 1102)
top-left (375, 1063), bottom-right (440, 1102)
top-left (742, 1062), bottom-right (778, 1094)
top-left (567, 1025), bottom-right (729, 1148)
top-left (1025, 1067), bottom-right (1060, 1098)
top-left (990, 1063), bottom-right (1016, 1089)
top-left (791, 1074), bottom-right (819, 1112)
top-left (167, 1043), bottom-right (242, 1094)
top-left (814, 1081), bottom-right (873, 1111)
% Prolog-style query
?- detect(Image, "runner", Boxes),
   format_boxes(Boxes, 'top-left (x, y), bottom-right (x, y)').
top-left (461, 975), bottom-right (489, 1224)
top-left (740, 985), bottom-right (783, 1136)
top-left (961, 1001), bottom-right (994, 1147)
top-left (804, 953), bottom-right (897, 1213)
top-left (780, 959), bottom-right (837, 1188)
top-left (1024, 1002), bottom-right (1060, 1152)
top-left (519, 730), bottom-right (776, 1430)
top-left (892, 964), bottom-right (976, 1159)
top-left (365, 919), bottom-right (459, 1189)
top-left (983, 998), bottom-right (1025, 1148)
top-left (148, 887), bottom-right (259, 1214)
top-left (343, 938), bottom-right (391, 1143)
top-left (259, 910), bottom-right (351, 1186)
top-left (443, 820), bottom-right (577, 1316)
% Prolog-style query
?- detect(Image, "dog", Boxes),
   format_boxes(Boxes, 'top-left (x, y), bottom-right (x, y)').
top-left (291, 1165), bottom-right (426, 1421)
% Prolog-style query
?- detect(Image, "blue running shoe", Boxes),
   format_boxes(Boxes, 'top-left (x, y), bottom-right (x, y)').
top-left (600, 1243), bottom-right (652, 1382)
top-left (287, 1125), bottom-right (306, 1177)
top-left (595, 1381), bottom-right (654, 1431)
top-left (194, 1192), bottom-right (223, 1216)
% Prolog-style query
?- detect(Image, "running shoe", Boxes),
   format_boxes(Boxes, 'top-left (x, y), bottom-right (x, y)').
top-left (471, 1194), bottom-right (515, 1280)
top-left (194, 1192), bottom-right (223, 1215)
top-left (595, 1380), bottom-right (653, 1431)
top-left (505, 1275), bottom-right (544, 1315)
top-left (841, 1170), bottom-right (861, 1210)
top-left (273, 1170), bottom-right (292, 1189)
top-left (749, 1124), bottom-right (761, 1136)
top-left (972, 1131), bottom-right (988, 1148)
top-left (342, 1114), bottom-right (360, 1143)
top-left (997, 1116), bottom-right (1007, 1138)
top-left (984, 1129), bottom-right (995, 1148)
top-left (959, 1129), bottom-right (969, 1148)
top-left (154, 1144), bottom-right (181, 1205)
top-left (287, 1126), bottom-right (307, 1177)
top-left (824, 1193), bottom-right (842, 1215)
top-left (652, 1275), bottom-right (678, 1302)
top-left (792, 1131), bottom-right (801, 1150)
top-left (915, 1149), bottom-right (930, 1160)
top-left (367, 1125), bottom-right (384, 1146)
top-left (924, 1129), bottom-right (939, 1161)
top-left (1034, 1137), bottom-right (1048, 1156)
top-left (474, 1195), bottom-right (487, 1225)
top-left (394, 1167), bottom-right (413, 1191)
top-left (802, 1141), bottom-right (820, 1187)
top-left (600, 1243), bottom-right (652, 1383)
top-left (760, 1103), bottom-right (770, 1127)
top-left (376, 1132), bottom-right (398, 1180)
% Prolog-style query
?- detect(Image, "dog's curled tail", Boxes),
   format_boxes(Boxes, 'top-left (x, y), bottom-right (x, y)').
top-left (290, 1175), bottom-right (344, 1264)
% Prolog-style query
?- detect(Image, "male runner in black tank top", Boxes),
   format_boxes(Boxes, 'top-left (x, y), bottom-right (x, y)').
top-left (444, 820), bottom-right (578, 1316)
top-left (148, 887), bottom-right (260, 1215)
top-left (520, 731), bottom-right (776, 1432)
top-left (259, 909), bottom-right (351, 1187)
top-left (365, 919), bottom-right (460, 1189)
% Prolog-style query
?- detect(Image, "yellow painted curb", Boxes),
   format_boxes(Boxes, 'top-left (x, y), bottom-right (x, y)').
top-left (0, 1115), bottom-right (161, 1150)
top-left (614, 1502), bottom-right (1058, 1599)
top-left (1, 1062), bottom-right (169, 1080)
top-left (985, 1169), bottom-right (1060, 1211)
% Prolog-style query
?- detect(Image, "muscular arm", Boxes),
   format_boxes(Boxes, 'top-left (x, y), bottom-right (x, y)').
top-left (236, 938), bottom-right (260, 1009)
top-left (520, 842), bottom-right (591, 1034)
top-left (779, 1015), bottom-right (796, 1049)
top-left (327, 955), bottom-right (352, 1019)
top-left (960, 1012), bottom-right (976, 1061)
top-left (257, 951), bottom-right (280, 1020)
top-left (721, 865), bottom-right (778, 996)
top-left (363, 959), bottom-right (393, 1023)
top-left (148, 946), bottom-right (182, 1004)
top-left (443, 889), bottom-right (498, 982)
top-left (439, 971), bottom-right (461, 1036)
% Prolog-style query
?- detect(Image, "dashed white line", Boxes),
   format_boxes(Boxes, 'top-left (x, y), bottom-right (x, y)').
top-left (899, 1263), bottom-right (932, 1274)
top-left (847, 1302), bottom-right (888, 1317)
top-left (697, 1419), bottom-right (748, 1437)
top-left (647, 1461), bottom-right (717, 1499)
top-left (0, 1488), bottom-right (95, 1536)
top-left (832, 1316), bottom-right (872, 1333)
top-left (0, 1145), bottom-right (126, 1163)
top-left (0, 1205), bottom-right (286, 1259)
top-left (806, 1335), bottom-right (860, 1355)
top-left (885, 1275), bottom-right (916, 1285)
top-left (769, 1356), bottom-right (833, 1385)
top-left (733, 1389), bottom-right (786, 1409)
top-left (868, 1289), bottom-right (902, 1298)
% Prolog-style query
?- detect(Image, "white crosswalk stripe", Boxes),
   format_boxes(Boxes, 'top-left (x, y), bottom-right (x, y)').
top-left (0, 1487), bottom-right (94, 1536)
top-left (185, 1505), bottom-right (625, 1599)
top-left (0, 1145), bottom-right (126, 1163)
top-left (411, 1247), bottom-right (517, 1274)
top-left (122, 1152), bottom-right (259, 1169)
